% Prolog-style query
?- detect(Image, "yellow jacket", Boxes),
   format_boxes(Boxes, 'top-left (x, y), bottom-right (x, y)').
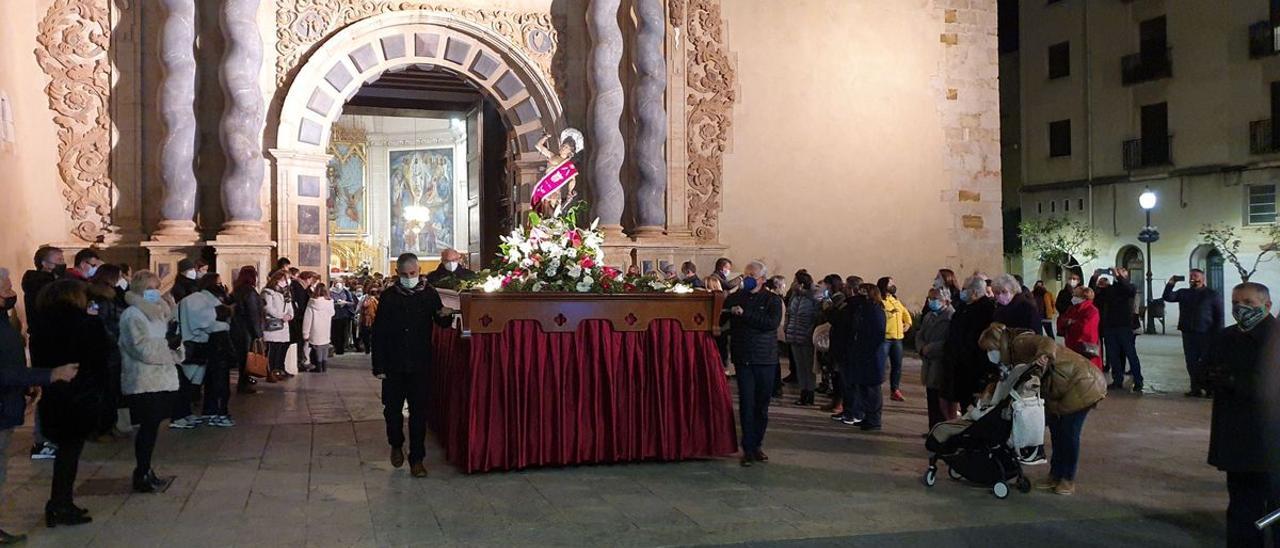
top-left (883, 295), bottom-right (912, 340)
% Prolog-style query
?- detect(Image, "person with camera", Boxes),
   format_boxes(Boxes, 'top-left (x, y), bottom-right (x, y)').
top-left (1090, 267), bottom-right (1144, 393)
top-left (1164, 269), bottom-right (1225, 398)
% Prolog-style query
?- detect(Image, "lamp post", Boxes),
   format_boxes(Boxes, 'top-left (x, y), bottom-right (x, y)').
top-left (1138, 188), bottom-right (1160, 335)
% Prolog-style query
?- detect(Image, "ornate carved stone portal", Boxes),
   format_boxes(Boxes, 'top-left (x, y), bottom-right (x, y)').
top-left (34, 0), bottom-right (114, 243)
top-left (683, 0), bottom-right (735, 243)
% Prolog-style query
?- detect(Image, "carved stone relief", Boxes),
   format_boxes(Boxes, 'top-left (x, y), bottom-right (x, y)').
top-left (34, 0), bottom-right (114, 243)
top-left (684, 0), bottom-right (735, 242)
top-left (275, 0), bottom-right (560, 94)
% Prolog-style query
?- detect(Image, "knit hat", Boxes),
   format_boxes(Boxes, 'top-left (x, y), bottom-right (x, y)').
top-left (177, 258), bottom-right (195, 273)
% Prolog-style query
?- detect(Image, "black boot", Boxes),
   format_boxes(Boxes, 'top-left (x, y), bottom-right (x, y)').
top-left (132, 469), bottom-right (156, 493)
top-left (45, 501), bottom-right (91, 528)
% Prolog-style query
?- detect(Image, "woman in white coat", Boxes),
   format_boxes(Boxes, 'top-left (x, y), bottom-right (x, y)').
top-left (118, 270), bottom-right (184, 493)
top-left (302, 284), bottom-right (336, 373)
top-left (261, 270), bottom-right (293, 382)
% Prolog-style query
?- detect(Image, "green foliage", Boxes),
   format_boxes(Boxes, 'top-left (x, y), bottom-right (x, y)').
top-left (1199, 223), bottom-right (1280, 282)
top-left (1019, 217), bottom-right (1099, 271)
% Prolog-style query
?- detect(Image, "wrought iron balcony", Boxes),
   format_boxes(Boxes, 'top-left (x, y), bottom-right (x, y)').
top-left (1121, 48), bottom-right (1172, 86)
top-left (1251, 119), bottom-right (1280, 154)
top-left (1123, 136), bottom-right (1173, 170)
top-left (1250, 21), bottom-right (1280, 58)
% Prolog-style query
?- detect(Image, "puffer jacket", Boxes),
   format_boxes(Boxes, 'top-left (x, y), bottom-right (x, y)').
top-left (999, 328), bottom-right (1106, 416)
top-left (178, 290), bottom-right (229, 343)
top-left (302, 298), bottom-right (335, 346)
top-left (118, 291), bottom-right (184, 395)
top-left (882, 295), bottom-right (912, 340)
top-left (784, 291), bottom-right (820, 345)
top-left (915, 306), bottom-right (953, 389)
top-left (723, 289), bottom-right (783, 366)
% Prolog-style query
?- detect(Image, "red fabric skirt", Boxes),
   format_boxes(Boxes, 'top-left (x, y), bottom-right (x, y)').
top-left (428, 319), bottom-right (737, 473)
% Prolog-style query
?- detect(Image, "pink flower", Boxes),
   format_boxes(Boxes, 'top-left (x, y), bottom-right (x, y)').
top-left (602, 266), bottom-right (619, 279)
top-left (580, 256), bottom-right (596, 269)
top-left (569, 230), bottom-right (583, 246)
top-left (501, 275), bottom-right (512, 287)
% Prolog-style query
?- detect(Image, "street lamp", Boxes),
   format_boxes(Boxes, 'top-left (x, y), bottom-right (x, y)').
top-left (1137, 188), bottom-right (1160, 334)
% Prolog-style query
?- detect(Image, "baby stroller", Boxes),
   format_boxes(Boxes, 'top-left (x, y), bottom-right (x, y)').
top-left (923, 363), bottom-right (1043, 499)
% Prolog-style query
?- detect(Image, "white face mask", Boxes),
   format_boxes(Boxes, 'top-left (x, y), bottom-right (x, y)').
top-left (444, 261), bottom-right (458, 272)
top-left (986, 350), bottom-right (1002, 364)
top-left (1071, 296), bottom-right (1085, 305)
top-left (183, 269), bottom-right (198, 280)
top-left (116, 278), bottom-right (129, 291)
top-left (1068, 279), bottom-right (1079, 288)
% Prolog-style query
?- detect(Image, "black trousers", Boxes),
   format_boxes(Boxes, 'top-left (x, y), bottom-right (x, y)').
top-left (734, 363), bottom-right (777, 453)
top-left (128, 391), bottom-right (172, 476)
top-left (232, 330), bottom-right (252, 388)
top-left (332, 318), bottom-right (350, 354)
top-left (925, 387), bottom-right (945, 428)
top-left (50, 438), bottom-right (85, 506)
top-left (1227, 471), bottom-right (1280, 548)
top-left (266, 341), bottom-right (290, 373)
top-left (382, 369), bottom-right (430, 463)
top-left (171, 365), bottom-right (197, 420)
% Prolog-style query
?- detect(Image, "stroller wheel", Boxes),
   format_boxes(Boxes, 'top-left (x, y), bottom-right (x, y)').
top-left (923, 467), bottom-right (937, 487)
top-left (1016, 476), bottom-right (1031, 493)
top-left (993, 481), bottom-right (1010, 499)
top-left (948, 467), bottom-right (963, 481)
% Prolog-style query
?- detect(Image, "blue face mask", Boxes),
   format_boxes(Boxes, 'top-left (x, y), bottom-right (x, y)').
top-left (741, 276), bottom-right (758, 292)
top-left (927, 299), bottom-right (942, 312)
top-left (143, 289), bottom-right (162, 303)
top-left (958, 289), bottom-right (970, 303)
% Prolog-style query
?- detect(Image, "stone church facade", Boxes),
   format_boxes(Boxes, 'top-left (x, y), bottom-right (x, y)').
top-left (0, 0), bottom-right (1002, 310)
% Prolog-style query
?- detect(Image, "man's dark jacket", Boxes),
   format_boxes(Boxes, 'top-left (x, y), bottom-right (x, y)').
top-left (425, 265), bottom-right (476, 287)
top-left (20, 270), bottom-right (56, 331)
top-left (1163, 284), bottom-right (1224, 333)
top-left (723, 288), bottom-right (782, 366)
top-left (0, 319), bottom-right (52, 429)
top-left (1090, 275), bottom-right (1137, 330)
top-left (844, 296), bottom-right (887, 385)
top-left (993, 292), bottom-right (1043, 335)
top-left (371, 278), bottom-right (451, 376)
top-left (1206, 315), bottom-right (1278, 472)
top-left (169, 275), bottom-right (199, 302)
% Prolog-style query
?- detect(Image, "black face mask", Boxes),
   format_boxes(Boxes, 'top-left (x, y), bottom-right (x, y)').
top-left (51, 264), bottom-right (67, 277)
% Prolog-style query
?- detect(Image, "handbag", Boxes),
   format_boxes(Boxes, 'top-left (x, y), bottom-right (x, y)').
top-left (245, 340), bottom-right (270, 378)
top-left (265, 317), bottom-right (286, 332)
top-left (1079, 342), bottom-right (1100, 359)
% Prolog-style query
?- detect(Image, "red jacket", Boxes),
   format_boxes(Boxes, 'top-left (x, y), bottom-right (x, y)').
top-left (1061, 299), bottom-right (1102, 369)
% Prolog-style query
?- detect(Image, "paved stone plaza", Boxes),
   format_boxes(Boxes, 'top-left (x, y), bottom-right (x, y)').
top-left (2, 335), bottom-right (1227, 547)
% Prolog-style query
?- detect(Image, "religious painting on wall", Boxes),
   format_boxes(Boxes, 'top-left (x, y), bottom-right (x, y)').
top-left (326, 142), bottom-right (368, 235)
top-left (388, 147), bottom-right (454, 257)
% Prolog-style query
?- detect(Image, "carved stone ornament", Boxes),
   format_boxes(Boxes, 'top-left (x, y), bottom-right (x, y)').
top-left (34, 0), bottom-right (114, 243)
top-left (275, 0), bottom-right (560, 90)
top-left (685, 0), bottom-right (735, 242)
top-left (668, 0), bottom-right (685, 28)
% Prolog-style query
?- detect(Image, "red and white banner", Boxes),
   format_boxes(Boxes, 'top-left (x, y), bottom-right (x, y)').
top-left (530, 159), bottom-right (579, 206)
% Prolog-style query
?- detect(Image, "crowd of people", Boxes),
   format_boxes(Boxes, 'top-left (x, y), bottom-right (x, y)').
top-left (0, 242), bottom-right (1272, 545)
top-left (709, 257), bottom-right (1276, 546)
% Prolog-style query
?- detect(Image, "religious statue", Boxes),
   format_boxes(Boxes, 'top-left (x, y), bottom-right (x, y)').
top-left (532, 128), bottom-right (585, 215)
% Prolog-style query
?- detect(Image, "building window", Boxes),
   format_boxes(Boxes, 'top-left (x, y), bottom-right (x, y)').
top-left (1037, 202), bottom-right (1043, 214)
top-left (1064, 199), bottom-right (1070, 211)
top-left (1048, 42), bottom-right (1070, 79)
top-left (1077, 198), bottom-right (1085, 210)
top-left (1248, 184), bottom-right (1277, 224)
top-left (1049, 119), bottom-right (1072, 157)
top-left (1050, 201), bottom-right (1057, 213)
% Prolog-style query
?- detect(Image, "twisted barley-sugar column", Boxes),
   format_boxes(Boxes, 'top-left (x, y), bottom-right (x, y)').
top-left (631, 0), bottom-right (668, 235)
top-left (155, 0), bottom-right (198, 237)
top-left (587, 0), bottom-right (626, 234)
top-left (219, 0), bottom-right (266, 236)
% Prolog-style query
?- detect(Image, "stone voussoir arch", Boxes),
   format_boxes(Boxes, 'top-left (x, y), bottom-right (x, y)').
top-left (270, 10), bottom-right (564, 271)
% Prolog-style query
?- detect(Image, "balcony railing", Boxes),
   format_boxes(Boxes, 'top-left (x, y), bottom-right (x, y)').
top-left (1250, 21), bottom-right (1280, 58)
top-left (1121, 48), bottom-right (1172, 85)
top-left (1123, 136), bottom-right (1173, 170)
top-left (1251, 119), bottom-right (1280, 154)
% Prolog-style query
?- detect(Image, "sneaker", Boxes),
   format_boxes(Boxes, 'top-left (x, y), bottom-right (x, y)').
top-left (1036, 477), bottom-right (1059, 491)
top-left (29, 443), bottom-right (56, 460)
top-left (890, 389), bottom-right (905, 402)
top-left (1131, 383), bottom-right (1144, 394)
top-left (208, 416), bottom-right (236, 427)
top-left (840, 417), bottom-right (863, 426)
top-left (1053, 479), bottom-right (1075, 495)
top-left (169, 415), bottom-right (201, 429)
top-left (830, 412), bottom-right (846, 421)
top-left (1018, 446), bottom-right (1047, 466)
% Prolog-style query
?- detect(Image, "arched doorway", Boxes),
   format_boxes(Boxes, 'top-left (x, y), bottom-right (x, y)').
top-left (271, 11), bottom-right (563, 275)
top-left (1190, 244), bottom-right (1226, 295)
top-left (1117, 245), bottom-right (1145, 306)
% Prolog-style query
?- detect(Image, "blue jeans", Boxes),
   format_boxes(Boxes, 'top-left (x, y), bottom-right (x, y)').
top-left (882, 340), bottom-right (904, 391)
top-left (1182, 331), bottom-right (1211, 392)
top-left (1047, 407), bottom-right (1091, 481)
top-left (735, 363), bottom-right (777, 453)
top-left (1102, 327), bottom-right (1143, 385)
